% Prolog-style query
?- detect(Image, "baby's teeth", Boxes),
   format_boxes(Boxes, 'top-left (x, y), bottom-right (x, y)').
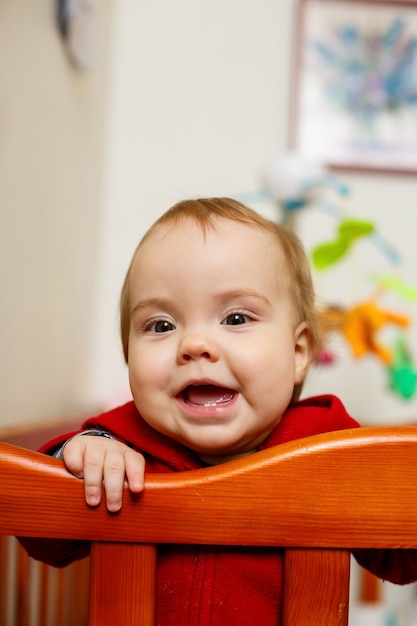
top-left (203, 392), bottom-right (234, 408)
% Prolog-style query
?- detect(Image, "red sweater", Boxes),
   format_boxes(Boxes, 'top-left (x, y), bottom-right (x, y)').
top-left (22, 395), bottom-right (417, 626)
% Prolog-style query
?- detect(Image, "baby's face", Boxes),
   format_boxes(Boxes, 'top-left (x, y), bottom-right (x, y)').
top-left (127, 217), bottom-right (310, 463)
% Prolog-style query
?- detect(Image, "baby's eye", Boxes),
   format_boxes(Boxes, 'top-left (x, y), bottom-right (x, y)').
top-left (147, 320), bottom-right (176, 333)
top-left (222, 312), bottom-right (250, 326)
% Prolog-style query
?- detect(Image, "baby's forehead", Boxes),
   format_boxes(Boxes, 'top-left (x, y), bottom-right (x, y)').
top-left (131, 217), bottom-right (291, 288)
top-left (138, 215), bottom-right (282, 249)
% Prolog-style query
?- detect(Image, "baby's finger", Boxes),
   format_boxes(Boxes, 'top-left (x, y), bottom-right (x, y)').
top-left (124, 449), bottom-right (145, 493)
top-left (102, 450), bottom-right (127, 512)
top-left (82, 447), bottom-right (109, 508)
top-left (63, 438), bottom-right (88, 479)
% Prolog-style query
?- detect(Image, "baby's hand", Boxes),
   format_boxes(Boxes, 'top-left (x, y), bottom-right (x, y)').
top-left (63, 435), bottom-right (145, 512)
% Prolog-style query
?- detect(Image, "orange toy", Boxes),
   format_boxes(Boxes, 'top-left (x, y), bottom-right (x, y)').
top-left (340, 300), bottom-right (409, 364)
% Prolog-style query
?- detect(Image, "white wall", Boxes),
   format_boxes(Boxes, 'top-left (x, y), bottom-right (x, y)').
top-left (0, 0), bottom-right (114, 427)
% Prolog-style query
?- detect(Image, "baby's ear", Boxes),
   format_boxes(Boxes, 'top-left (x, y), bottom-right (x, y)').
top-left (293, 322), bottom-right (311, 384)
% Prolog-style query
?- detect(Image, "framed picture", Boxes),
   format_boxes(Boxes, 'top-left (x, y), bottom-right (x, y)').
top-left (290, 0), bottom-right (417, 174)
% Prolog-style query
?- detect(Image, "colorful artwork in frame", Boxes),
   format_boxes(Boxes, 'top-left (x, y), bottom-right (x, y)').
top-left (290, 0), bottom-right (417, 174)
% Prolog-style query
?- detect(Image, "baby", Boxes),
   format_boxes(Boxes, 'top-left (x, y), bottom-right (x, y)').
top-left (23, 197), bottom-right (417, 625)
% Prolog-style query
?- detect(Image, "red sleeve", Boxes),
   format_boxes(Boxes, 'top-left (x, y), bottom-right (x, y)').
top-left (38, 430), bottom-right (82, 455)
top-left (354, 549), bottom-right (417, 585)
top-left (18, 536), bottom-right (90, 568)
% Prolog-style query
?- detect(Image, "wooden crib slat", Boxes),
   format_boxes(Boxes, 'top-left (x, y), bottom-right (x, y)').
top-left (0, 538), bottom-right (90, 626)
top-left (72, 558), bottom-right (90, 626)
top-left (57, 567), bottom-right (67, 626)
top-left (89, 542), bottom-right (157, 626)
top-left (282, 548), bottom-right (350, 626)
top-left (0, 535), bottom-right (8, 624)
top-left (39, 562), bottom-right (51, 626)
top-left (16, 545), bottom-right (30, 626)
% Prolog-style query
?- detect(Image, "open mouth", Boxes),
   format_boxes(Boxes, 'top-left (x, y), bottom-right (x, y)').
top-left (182, 385), bottom-right (236, 408)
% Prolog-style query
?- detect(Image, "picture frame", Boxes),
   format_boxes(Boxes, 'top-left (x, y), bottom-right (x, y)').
top-left (289, 0), bottom-right (417, 174)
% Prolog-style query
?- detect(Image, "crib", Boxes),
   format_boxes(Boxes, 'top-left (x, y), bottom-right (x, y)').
top-left (0, 415), bottom-right (91, 626)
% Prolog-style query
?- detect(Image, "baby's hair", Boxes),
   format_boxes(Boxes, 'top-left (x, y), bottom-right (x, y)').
top-left (120, 197), bottom-right (322, 402)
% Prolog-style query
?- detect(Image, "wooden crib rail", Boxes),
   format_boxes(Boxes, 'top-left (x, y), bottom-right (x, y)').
top-left (2, 428), bottom-right (417, 548)
top-left (2, 426), bottom-right (417, 626)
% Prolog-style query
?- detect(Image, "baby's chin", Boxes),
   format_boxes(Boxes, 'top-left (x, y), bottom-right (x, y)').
top-left (195, 443), bottom-right (260, 466)
top-left (197, 451), bottom-right (256, 466)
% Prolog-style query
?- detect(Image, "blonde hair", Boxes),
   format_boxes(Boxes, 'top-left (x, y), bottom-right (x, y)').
top-left (120, 197), bottom-right (321, 402)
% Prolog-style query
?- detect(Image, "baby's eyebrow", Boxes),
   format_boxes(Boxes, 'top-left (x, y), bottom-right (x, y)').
top-left (217, 289), bottom-right (272, 306)
top-left (130, 290), bottom-right (272, 319)
top-left (130, 297), bottom-right (172, 318)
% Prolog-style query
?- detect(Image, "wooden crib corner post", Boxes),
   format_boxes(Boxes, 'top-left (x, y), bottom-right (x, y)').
top-left (89, 542), bottom-right (157, 626)
top-left (282, 548), bottom-right (351, 626)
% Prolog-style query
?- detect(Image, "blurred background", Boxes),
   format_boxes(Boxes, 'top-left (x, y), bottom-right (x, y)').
top-left (2, 0), bottom-right (416, 431)
top-left (1, 1), bottom-right (417, 621)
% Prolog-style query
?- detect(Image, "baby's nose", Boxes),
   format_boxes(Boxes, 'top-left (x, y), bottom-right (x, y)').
top-left (177, 333), bottom-right (220, 364)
